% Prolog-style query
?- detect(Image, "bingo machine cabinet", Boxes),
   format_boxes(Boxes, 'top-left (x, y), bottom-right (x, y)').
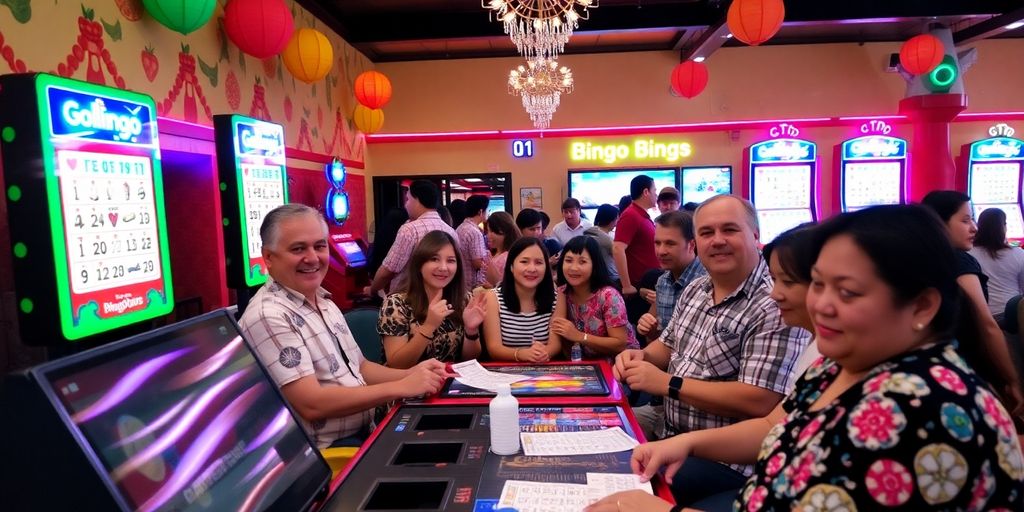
top-left (742, 128), bottom-right (819, 243)
top-left (214, 114), bottom-right (288, 304)
top-left (0, 73), bottom-right (174, 345)
top-left (832, 126), bottom-right (908, 213)
top-left (957, 127), bottom-right (1024, 241)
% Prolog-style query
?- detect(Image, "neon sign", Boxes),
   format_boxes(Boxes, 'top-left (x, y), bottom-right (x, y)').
top-left (971, 137), bottom-right (1024, 161)
top-left (512, 139), bottom-right (534, 158)
top-left (842, 136), bottom-right (907, 160)
top-left (233, 119), bottom-right (285, 163)
top-left (325, 159), bottom-right (349, 226)
top-left (569, 139), bottom-right (693, 165)
top-left (47, 86), bottom-right (154, 146)
top-left (768, 123), bottom-right (800, 138)
top-left (751, 139), bottom-right (816, 163)
top-left (859, 120), bottom-right (893, 135)
top-left (989, 124), bottom-right (1016, 138)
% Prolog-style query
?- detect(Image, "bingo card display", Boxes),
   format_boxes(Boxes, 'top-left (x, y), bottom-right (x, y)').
top-left (215, 114), bottom-right (288, 288)
top-left (967, 137), bottom-right (1024, 240)
top-left (0, 73), bottom-right (173, 343)
top-left (748, 138), bottom-right (818, 243)
top-left (840, 135), bottom-right (907, 212)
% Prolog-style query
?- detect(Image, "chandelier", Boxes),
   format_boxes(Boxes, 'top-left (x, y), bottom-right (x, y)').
top-left (508, 58), bottom-right (574, 129)
top-left (484, 0), bottom-right (597, 60)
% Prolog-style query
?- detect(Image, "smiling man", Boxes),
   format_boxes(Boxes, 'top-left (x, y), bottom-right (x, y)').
top-left (613, 194), bottom-right (810, 507)
top-left (239, 204), bottom-right (449, 449)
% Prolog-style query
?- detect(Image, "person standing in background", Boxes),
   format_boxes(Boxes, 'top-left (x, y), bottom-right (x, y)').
top-left (970, 207), bottom-right (1024, 320)
top-left (613, 175), bottom-right (659, 297)
top-left (551, 198), bottom-right (592, 245)
top-left (657, 187), bottom-right (681, 214)
top-left (485, 211), bottom-right (521, 287)
top-left (456, 195), bottom-right (490, 291)
top-left (584, 204), bottom-right (621, 287)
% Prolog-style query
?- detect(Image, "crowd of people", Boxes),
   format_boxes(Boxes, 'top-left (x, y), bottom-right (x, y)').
top-left (238, 176), bottom-right (1024, 510)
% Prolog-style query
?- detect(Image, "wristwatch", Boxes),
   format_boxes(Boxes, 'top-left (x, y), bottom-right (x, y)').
top-left (668, 376), bottom-right (683, 400)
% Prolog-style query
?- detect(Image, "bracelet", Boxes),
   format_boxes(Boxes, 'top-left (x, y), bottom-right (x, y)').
top-left (465, 330), bottom-right (480, 341)
top-left (514, 348), bottom-right (521, 362)
top-left (582, 332), bottom-right (588, 344)
top-left (668, 375), bottom-right (683, 400)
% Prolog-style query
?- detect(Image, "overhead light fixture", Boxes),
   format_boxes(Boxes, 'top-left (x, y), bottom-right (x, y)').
top-left (693, 56), bottom-right (706, 63)
top-left (483, 0), bottom-right (598, 60)
top-left (1006, 21), bottom-right (1024, 30)
top-left (723, 33), bottom-right (733, 39)
top-left (508, 58), bottom-right (574, 129)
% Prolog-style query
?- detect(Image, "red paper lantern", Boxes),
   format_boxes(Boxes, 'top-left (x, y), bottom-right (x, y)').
top-left (899, 34), bottom-right (944, 75)
top-left (727, 0), bottom-right (785, 46)
top-left (670, 61), bottom-right (709, 99)
top-left (224, 0), bottom-right (294, 59)
top-left (354, 71), bottom-right (393, 109)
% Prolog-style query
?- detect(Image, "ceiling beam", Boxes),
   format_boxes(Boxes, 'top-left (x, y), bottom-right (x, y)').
top-left (953, 7), bottom-right (1024, 43)
top-left (679, 19), bottom-right (730, 62)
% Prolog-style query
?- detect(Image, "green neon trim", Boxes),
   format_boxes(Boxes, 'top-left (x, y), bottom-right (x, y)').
top-left (929, 63), bottom-right (956, 87)
top-left (34, 74), bottom-right (174, 341)
top-left (13, 242), bottom-right (27, 258)
top-left (7, 185), bottom-right (21, 202)
top-left (20, 298), bottom-right (33, 314)
top-left (1, 126), bottom-right (14, 142)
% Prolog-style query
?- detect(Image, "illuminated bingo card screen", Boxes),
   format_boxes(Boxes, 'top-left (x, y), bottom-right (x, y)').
top-left (749, 139), bottom-right (817, 243)
top-left (214, 114), bottom-right (288, 288)
top-left (0, 74), bottom-right (173, 343)
top-left (968, 137), bottom-right (1024, 240)
top-left (841, 135), bottom-right (907, 212)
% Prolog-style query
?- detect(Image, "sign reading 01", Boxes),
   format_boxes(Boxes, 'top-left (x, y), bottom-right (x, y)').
top-left (0, 73), bottom-right (174, 344)
top-left (215, 115), bottom-right (289, 288)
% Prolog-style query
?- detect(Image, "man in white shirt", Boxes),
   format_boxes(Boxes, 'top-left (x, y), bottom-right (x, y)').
top-left (551, 197), bottom-right (592, 245)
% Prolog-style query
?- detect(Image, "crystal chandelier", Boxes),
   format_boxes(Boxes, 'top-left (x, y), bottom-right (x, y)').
top-left (508, 58), bottom-right (574, 129)
top-left (484, 0), bottom-right (597, 60)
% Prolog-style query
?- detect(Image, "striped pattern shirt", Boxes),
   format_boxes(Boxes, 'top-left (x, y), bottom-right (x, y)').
top-left (654, 258), bottom-right (707, 330)
top-left (381, 211), bottom-right (459, 292)
top-left (494, 286), bottom-right (554, 348)
top-left (660, 257), bottom-right (811, 475)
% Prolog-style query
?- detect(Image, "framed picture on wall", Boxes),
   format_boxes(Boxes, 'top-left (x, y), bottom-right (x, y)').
top-left (520, 187), bottom-right (542, 209)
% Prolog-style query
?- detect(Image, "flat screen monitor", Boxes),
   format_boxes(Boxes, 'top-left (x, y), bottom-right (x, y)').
top-left (681, 166), bottom-right (732, 204)
top-left (337, 240), bottom-right (367, 268)
top-left (974, 203), bottom-right (1024, 240)
top-left (969, 162), bottom-right (1021, 205)
top-left (568, 167), bottom-right (677, 218)
top-left (842, 161), bottom-right (903, 210)
top-left (757, 208), bottom-right (814, 245)
top-left (486, 196), bottom-right (507, 216)
top-left (29, 310), bottom-right (330, 511)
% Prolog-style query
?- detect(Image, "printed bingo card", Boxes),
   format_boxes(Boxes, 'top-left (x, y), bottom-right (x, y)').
top-left (215, 114), bottom-right (289, 288)
top-left (0, 74), bottom-right (173, 343)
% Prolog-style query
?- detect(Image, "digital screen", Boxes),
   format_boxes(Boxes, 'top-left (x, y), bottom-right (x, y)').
top-left (37, 312), bottom-right (325, 511)
top-left (29, 76), bottom-right (174, 341)
top-left (569, 168), bottom-right (676, 220)
top-left (843, 161), bottom-right (903, 210)
top-left (487, 196), bottom-right (507, 216)
top-left (757, 208), bottom-right (814, 244)
top-left (974, 203), bottom-right (1024, 240)
top-left (216, 115), bottom-right (289, 288)
top-left (681, 166), bottom-right (731, 204)
top-left (752, 164), bottom-right (812, 210)
top-left (970, 162), bottom-right (1021, 204)
top-left (337, 241), bottom-right (366, 267)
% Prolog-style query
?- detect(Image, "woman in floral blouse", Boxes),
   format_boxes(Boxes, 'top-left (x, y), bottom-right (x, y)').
top-left (586, 205), bottom-right (1023, 512)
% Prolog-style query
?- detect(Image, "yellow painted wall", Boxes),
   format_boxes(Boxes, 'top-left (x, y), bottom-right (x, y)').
top-left (367, 40), bottom-right (1024, 224)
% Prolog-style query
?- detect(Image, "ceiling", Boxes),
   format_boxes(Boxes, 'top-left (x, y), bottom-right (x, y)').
top-left (296, 0), bottom-right (1024, 62)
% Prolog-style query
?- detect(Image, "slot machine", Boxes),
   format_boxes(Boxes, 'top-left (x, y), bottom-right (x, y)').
top-left (0, 73), bottom-right (174, 345)
top-left (323, 233), bottom-right (368, 310)
top-left (957, 124), bottom-right (1024, 241)
top-left (833, 120), bottom-right (908, 213)
top-left (742, 124), bottom-right (819, 243)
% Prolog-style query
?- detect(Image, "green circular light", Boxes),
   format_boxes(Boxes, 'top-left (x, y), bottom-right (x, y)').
top-left (1, 126), bottom-right (14, 143)
top-left (220, 182), bottom-right (227, 191)
top-left (930, 62), bottom-right (957, 87)
top-left (13, 242), bottom-right (27, 258)
top-left (19, 298), bottom-right (33, 314)
top-left (7, 185), bottom-right (21, 202)
top-left (223, 217), bottom-right (229, 226)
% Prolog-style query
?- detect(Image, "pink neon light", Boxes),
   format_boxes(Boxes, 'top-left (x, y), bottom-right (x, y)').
top-left (837, 115), bottom-right (906, 121)
top-left (368, 130), bottom-right (501, 138)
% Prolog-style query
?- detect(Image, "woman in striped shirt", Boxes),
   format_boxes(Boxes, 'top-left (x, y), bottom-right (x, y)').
top-left (481, 237), bottom-right (561, 362)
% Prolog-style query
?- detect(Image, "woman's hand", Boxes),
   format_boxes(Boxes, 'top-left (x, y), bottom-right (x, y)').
top-left (583, 490), bottom-right (672, 512)
top-left (462, 292), bottom-right (487, 333)
top-left (424, 289), bottom-right (454, 331)
top-left (551, 317), bottom-right (582, 342)
top-left (524, 341), bottom-right (550, 363)
top-left (631, 436), bottom-right (693, 484)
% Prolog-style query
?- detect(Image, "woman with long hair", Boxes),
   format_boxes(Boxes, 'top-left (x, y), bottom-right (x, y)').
top-left (970, 207), bottom-right (1024, 320)
top-left (485, 211), bottom-right (521, 287)
top-left (551, 236), bottom-right (639, 359)
top-left (481, 237), bottom-right (561, 362)
top-left (761, 223), bottom-right (820, 380)
top-left (586, 206), bottom-right (1024, 512)
top-left (378, 230), bottom-right (486, 369)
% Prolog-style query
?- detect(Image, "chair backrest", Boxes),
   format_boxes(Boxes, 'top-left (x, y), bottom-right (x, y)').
top-left (344, 308), bottom-right (383, 364)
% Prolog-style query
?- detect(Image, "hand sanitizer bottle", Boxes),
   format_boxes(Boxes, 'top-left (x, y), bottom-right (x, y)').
top-left (570, 342), bottom-right (583, 362)
top-left (489, 383), bottom-right (520, 455)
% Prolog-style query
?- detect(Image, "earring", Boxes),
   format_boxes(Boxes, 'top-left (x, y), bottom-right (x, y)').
top-left (913, 323), bottom-right (925, 331)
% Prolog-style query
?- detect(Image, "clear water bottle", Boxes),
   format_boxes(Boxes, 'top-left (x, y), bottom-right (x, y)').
top-left (570, 342), bottom-right (583, 362)
top-left (489, 383), bottom-right (520, 455)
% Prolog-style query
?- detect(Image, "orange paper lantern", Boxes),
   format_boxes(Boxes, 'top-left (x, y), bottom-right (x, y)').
top-left (670, 61), bottom-right (709, 99)
top-left (727, 0), bottom-right (785, 46)
top-left (899, 34), bottom-right (944, 75)
top-left (353, 105), bottom-right (385, 134)
top-left (354, 71), bottom-right (393, 109)
top-left (283, 28), bottom-right (334, 83)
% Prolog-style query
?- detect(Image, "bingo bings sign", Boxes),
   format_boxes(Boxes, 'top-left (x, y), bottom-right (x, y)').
top-left (0, 74), bottom-right (173, 343)
top-left (214, 114), bottom-right (288, 288)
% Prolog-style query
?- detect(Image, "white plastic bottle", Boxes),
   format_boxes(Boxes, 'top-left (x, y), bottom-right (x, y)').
top-left (489, 383), bottom-right (520, 455)
top-left (570, 342), bottom-right (583, 362)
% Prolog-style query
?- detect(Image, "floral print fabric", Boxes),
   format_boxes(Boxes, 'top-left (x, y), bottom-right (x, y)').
top-left (564, 285), bottom-right (639, 358)
top-left (736, 342), bottom-right (1024, 511)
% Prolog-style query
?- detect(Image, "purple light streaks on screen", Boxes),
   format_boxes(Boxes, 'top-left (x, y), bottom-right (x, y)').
top-left (72, 347), bottom-right (194, 424)
top-left (110, 368), bottom-right (248, 481)
top-left (241, 447), bottom-right (283, 484)
top-left (137, 385), bottom-right (263, 512)
top-left (239, 461), bottom-right (288, 512)
top-left (169, 336), bottom-right (244, 389)
top-left (112, 398), bottom-right (190, 449)
top-left (245, 407), bottom-right (291, 454)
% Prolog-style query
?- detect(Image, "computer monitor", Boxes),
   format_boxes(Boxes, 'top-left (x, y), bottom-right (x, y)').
top-left (13, 310), bottom-right (330, 511)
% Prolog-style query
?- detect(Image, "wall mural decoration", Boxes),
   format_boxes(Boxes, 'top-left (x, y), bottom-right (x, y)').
top-left (0, 0), bottom-right (373, 164)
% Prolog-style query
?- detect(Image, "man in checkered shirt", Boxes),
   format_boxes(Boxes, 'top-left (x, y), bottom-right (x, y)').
top-left (613, 195), bottom-right (810, 507)
top-left (240, 203), bottom-right (450, 449)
